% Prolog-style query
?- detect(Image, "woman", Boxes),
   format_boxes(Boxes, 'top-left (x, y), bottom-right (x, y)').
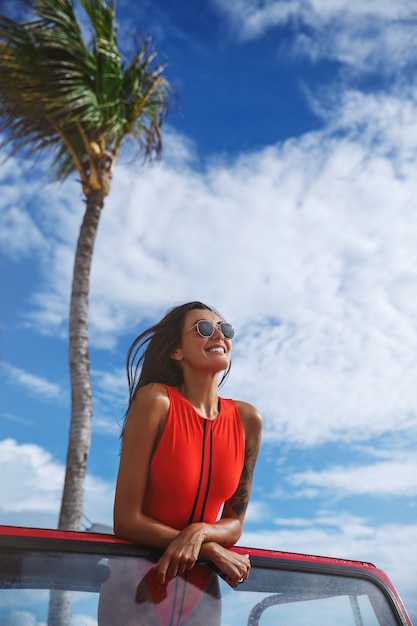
top-left (98, 301), bottom-right (262, 625)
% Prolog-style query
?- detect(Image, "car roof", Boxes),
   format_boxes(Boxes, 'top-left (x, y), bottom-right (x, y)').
top-left (0, 523), bottom-right (376, 567)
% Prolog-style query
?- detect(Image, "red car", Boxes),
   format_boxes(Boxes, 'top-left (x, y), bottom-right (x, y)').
top-left (0, 524), bottom-right (412, 625)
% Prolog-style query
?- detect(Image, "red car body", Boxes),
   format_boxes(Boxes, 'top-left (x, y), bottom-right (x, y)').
top-left (0, 524), bottom-right (412, 625)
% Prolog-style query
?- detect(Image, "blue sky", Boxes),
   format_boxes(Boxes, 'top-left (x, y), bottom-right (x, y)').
top-left (1, 0), bottom-right (417, 620)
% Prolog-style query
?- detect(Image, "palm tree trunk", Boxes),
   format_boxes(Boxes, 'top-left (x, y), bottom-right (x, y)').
top-left (48, 191), bottom-right (104, 626)
top-left (58, 189), bottom-right (104, 531)
top-left (47, 589), bottom-right (72, 626)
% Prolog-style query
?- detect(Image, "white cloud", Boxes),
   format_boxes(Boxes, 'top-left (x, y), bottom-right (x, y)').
top-left (72, 617), bottom-right (97, 626)
top-left (91, 368), bottom-right (127, 435)
top-left (0, 439), bottom-right (114, 529)
top-left (288, 453), bottom-right (417, 498)
top-left (3, 611), bottom-right (46, 626)
top-left (0, 439), bottom-right (65, 515)
top-left (0, 160), bottom-right (43, 260)
top-left (3, 363), bottom-right (62, 400)
top-left (211, 0), bottom-right (417, 72)
top-left (93, 417), bottom-right (120, 436)
top-left (92, 368), bottom-right (126, 404)
top-left (243, 499), bottom-right (270, 524)
top-left (0, 205), bottom-right (45, 260)
top-left (2, 412), bottom-right (34, 426)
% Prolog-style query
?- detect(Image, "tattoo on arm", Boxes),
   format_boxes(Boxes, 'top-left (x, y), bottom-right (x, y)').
top-left (228, 432), bottom-right (261, 518)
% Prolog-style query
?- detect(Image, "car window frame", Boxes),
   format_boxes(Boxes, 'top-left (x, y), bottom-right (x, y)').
top-left (0, 530), bottom-right (411, 626)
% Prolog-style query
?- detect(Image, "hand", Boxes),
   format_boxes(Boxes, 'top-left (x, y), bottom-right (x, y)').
top-left (153, 523), bottom-right (207, 584)
top-left (210, 545), bottom-right (251, 588)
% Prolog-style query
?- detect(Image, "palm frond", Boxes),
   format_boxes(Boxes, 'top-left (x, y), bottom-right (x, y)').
top-left (0, 0), bottom-right (174, 187)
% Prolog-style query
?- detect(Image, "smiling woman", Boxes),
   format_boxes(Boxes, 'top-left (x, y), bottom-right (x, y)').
top-left (98, 301), bottom-right (263, 625)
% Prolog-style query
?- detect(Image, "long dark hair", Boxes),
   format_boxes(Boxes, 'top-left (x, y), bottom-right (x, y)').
top-left (124, 301), bottom-right (232, 421)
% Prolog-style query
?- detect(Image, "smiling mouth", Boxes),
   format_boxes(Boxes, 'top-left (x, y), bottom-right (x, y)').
top-left (207, 347), bottom-right (225, 354)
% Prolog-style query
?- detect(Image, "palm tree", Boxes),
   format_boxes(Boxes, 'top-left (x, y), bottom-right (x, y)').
top-left (0, 0), bottom-right (173, 532)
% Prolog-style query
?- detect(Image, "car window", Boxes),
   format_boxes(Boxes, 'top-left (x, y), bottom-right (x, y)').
top-left (0, 548), bottom-right (401, 625)
top-left (223, 562), bottom-right (398, 626)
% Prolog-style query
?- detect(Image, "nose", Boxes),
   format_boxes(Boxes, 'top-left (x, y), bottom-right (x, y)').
top-left (212, 323), bottom-right (226, 339)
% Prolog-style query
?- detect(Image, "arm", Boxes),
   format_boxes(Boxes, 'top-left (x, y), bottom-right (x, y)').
top-left (114, 383), bottom-right (223, 580)
top-left (219, 400), bottom-right (263, 537)
top-left (113, 383), bottom-right (181, 548)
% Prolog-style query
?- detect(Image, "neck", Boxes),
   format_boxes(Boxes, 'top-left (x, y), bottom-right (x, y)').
top-left (179, 374), bottom-right (220, 420)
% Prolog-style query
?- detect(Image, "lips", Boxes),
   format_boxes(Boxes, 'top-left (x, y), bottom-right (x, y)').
top-left (207, 346), bottom-right (226, 354)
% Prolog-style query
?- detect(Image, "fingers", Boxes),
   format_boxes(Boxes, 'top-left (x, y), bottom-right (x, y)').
top-left (153, 559), bottom-right (167, 585)
top-left (222, 554), bottom-right (251, 588)
top-left (154, 525), bottom-right (205, 583)
top-left (157, 543), bottom-right (251, 589)
top-left (235, 554), bottom-right (250, 581)
top-left (174, 555), bottom-right (197, 576)
top-left (155, 551), bottom-right (198, 584)
top-left (185, 557), bottom-right (197, 571)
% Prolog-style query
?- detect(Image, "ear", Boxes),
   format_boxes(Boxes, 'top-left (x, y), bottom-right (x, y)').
top-left (171, 348), bottom-right (183, 361)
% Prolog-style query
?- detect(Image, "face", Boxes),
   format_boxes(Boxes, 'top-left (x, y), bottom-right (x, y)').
top-left (171, 309), bottom-right (233, 374)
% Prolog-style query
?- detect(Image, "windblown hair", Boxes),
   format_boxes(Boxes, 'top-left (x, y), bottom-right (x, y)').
top-left (123, 301), bottom-right (232, 431)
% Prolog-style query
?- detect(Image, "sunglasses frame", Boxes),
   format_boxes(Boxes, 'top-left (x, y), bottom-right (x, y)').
top-left (190, 320), bottom-right (235, 340)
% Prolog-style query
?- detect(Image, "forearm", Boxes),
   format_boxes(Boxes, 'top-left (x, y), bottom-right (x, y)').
top-left (114, 510), bottom-right (181, 549)
top-left (197, 518), bottom-right (243, 573)
top-left (200, 517), bottom-right (242, 549)
top-left (115, 511), bottom-right (241, 554)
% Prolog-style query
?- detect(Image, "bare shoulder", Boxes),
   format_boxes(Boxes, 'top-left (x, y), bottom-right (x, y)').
top-left (234, 400), bottom-right (263, 435)
top-left (234, 400), bottom-right (262, 423)
top-left (132, 382), bottom-right (170, 408)
top-left (125, 383), bottom-right (170, 431)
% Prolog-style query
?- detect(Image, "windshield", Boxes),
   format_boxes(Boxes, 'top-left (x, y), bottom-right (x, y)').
top-left (0, 547), bottom-right (402, 625)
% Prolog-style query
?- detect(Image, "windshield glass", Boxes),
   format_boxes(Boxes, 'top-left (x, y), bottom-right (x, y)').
top-left (0, 548), bottom-right (401, 625)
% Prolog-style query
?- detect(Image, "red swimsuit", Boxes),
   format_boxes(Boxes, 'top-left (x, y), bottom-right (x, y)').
top-left (144, 385), bottom-right (245, 529)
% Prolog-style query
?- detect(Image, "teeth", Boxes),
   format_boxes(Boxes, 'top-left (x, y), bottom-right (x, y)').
top-left (209, 347), bottom-right (224, 353)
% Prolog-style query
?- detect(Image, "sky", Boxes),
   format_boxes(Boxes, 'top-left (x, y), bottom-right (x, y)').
top-left (1, 0), bottom-right (417, 621)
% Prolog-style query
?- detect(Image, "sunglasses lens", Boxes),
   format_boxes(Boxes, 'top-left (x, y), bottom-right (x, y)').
top-left (221, 323), bottom-right (235, 339)
top-left (195, 320), bottom-right (235, 339)
top-left (197, 320), bottom-right (214, 337)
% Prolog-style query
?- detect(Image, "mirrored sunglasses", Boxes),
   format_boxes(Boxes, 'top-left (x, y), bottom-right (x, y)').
top-left (191, 320), bottom-right (235, 340)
